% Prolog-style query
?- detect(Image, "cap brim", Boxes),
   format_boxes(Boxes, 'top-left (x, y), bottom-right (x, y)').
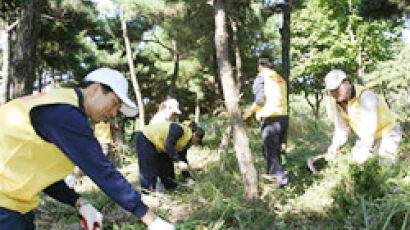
top-left (112, 89), bottom-right (138, 117)
top-left (174, 108), bottom-right (181, 114)
top-left (118, 95), bottom-right (138, 117)
top-left (120, 104), bottom-right (138, 117)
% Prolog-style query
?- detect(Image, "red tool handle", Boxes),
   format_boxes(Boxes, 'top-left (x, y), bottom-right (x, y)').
top-left (81, 217), bottom-right (101, 230)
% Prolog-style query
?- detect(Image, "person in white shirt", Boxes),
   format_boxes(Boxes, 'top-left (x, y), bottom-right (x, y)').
top-left (324, 69), bottom-right (402, 164)
top-left (150, 98), bottom-right (181, 125)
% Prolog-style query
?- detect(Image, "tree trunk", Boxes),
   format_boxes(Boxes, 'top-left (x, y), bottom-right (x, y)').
top-left (230, 17), bottom-right (242, 91)
top-left (213, 46), bottom-right (224, 97)
top-left (213, 0), bottom-right (258, 200)
top-left (356, 48), bottom-right (365, 85)
top-left (281, 2), bottom-right (291, 83)
top-left (168, 39), bottom-right (179, 97)
top-left (304, 91), bottom-right (315, 118)
top-left (281, 1), bottom-right (291, 151)
top-left (1, 19), bottom-right (19, 104)
top-left (315, 92), bottom-right (322, 119)
top-left (0, 25), bottom-right (10, 104)
top-left (121, 17), bottom-right (145, 129)
top-left (12, 0), bottom-right (40, 97)
top-left (195, 96), bottom-right (200, 124)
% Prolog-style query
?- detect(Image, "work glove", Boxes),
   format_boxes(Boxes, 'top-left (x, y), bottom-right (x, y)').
top-left (148, 217), bottom-right (175, 230)
top-left (176, 161), bottom-right (189, 171)
top-left (78, 200), bottom-right (103, 230)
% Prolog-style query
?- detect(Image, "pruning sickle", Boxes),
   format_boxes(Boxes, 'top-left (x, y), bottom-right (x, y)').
top-left (307, 153), bottom-right (327, 175)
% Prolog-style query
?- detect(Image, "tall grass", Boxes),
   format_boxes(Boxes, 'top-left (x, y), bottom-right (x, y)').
top-left (37, 95), bottom-right (409, 229)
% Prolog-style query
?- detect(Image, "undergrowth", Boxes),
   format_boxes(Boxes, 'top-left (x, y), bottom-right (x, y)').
top-left (36, 96), bottom-right (409, 229)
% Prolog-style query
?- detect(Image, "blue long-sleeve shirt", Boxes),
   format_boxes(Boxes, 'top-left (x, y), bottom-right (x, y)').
top-left (252, 75), bottom-right (265, 105)
top-left (30, 88), bottom-right (148, 218)
top-left (164, 123), bottom-right (188, 161)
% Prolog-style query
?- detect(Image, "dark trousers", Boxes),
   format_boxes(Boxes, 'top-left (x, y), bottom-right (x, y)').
top-left (136, 133), bottom-right (177, 191)
top-left (261, 115), bottom-right (289, 175)
top-left (0, 207), bottom-right (35, 230)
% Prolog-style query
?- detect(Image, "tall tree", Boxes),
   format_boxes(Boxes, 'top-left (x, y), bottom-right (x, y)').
top-left (0, 20), bottom-right (18, 104)
top-left (229, 17), bottom-right (242, 91)
top-left (121, 16), bottom-right (145, 128)
top-left (213, 0), bottom-right (258, 200)
top-left (12, 0), bottom-right (41, 97)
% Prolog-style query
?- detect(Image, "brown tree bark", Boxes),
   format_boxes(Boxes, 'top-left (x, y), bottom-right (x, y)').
top-left (213, 0), bottom-right (258, 200)
top-left (12, 0), bottom-right (40, 97)
top-left (280, 0), bottom-right (292, 152)
top-left (168, 39), bottom-right (179, 97)
top-left (281, 1), bottom-right (291, 91)
top-left (0, 26), bottom-right (9, 104)
top-left (230, 17), bottom-right (242, 91)
top-left (121, 17), bottom-right (145, 129)
top-left (195, 96), bottom-right (200, 124)
top-left (0, 20), bottom-right (19, 104)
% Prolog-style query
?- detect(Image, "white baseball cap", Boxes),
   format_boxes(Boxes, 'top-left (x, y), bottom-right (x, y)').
top-left (163, 98), bottom-right (181, 114)
top-left (84, 68), bottom-right (138, 117)
top-left (324, 69), bottom-right (347, 91)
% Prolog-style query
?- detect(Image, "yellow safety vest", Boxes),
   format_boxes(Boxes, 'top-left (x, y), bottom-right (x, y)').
top-left (337, 84), bottom-right (397, 140)
top-left (0, 89), bottom-right (78, 214)
top-left (94, 122), bottom-right (112, 144)
top-left (142, 122), bottom-right (192, 153)
top-left (255, 69), bottom-right (288, 121)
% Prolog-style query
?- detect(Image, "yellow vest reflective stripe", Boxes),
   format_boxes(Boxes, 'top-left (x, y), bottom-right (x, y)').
top-left (337, 84), bottom-right (397, 140)
top-left (142, 122), bottom-right (192, 153)
top-left (94, 122), bottom-right (112, 144)
top-left (255, 69), bottom-right (288, 121)
top-left (0, 89), bottom-right (78, 214)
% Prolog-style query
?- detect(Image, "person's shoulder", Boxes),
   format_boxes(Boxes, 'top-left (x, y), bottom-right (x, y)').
top-left (358, 89), bottom-right (378, 108)
top-left (359, 88), bottom-right (377, 100)
top-left (45, 104), bottom-right (87, 125)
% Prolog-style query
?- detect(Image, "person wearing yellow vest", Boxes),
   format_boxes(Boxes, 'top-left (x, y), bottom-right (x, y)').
top-left (136, 122), bottom-right (204, 192)
top-left (324, 69), bottom-right (402, 165)
top-left (0, 68), bottom-right (175, 230)
top-left (243, 56), bottom-right (289, 187)
top-left (149, 98), bottom-right (182, 192)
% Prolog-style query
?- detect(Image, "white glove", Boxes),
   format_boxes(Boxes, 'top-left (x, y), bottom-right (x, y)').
top-left (148, 217), bottom-right (175, 230)
top-left (351, 144), bottom-right (373, 165)
top-left (78, 200), bottom-right (103, 230)
top-left (176, 161), bottom-right (189, 171)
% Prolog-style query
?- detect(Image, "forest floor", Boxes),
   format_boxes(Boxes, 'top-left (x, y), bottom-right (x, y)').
top-left (37, 99), bottom-right (409, 230)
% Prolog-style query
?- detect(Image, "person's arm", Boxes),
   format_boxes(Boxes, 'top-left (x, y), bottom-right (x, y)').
top-left (351, 90), bottom-right (378, 164)
top-left (328, 105), bottom-right (350, 154)
top-left (179, 148), bottom-right (191, 179)
top-left (243, 76), bottom-right (264, 120)
top-left (30, 104), bottom-right (149, 219)
top-left (43, 180), bottom-right (80, 206)
top-left (164, 123), bottom-right (184, 161)
top-left (253, 75), bottom-right (265, 105)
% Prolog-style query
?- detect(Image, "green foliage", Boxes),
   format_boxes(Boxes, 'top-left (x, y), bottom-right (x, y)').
top-left (291, 0), bottom-right (404, 96)
top-left (364, 43), bottom-right (410, 122)
top-left (330, 157), bottom-right (410, 229)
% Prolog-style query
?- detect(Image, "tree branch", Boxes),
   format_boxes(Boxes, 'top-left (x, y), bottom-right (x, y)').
top-left (143, 33), bottom-right (173, 53)
top-left (7, 19), bottom-right (19, 31)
